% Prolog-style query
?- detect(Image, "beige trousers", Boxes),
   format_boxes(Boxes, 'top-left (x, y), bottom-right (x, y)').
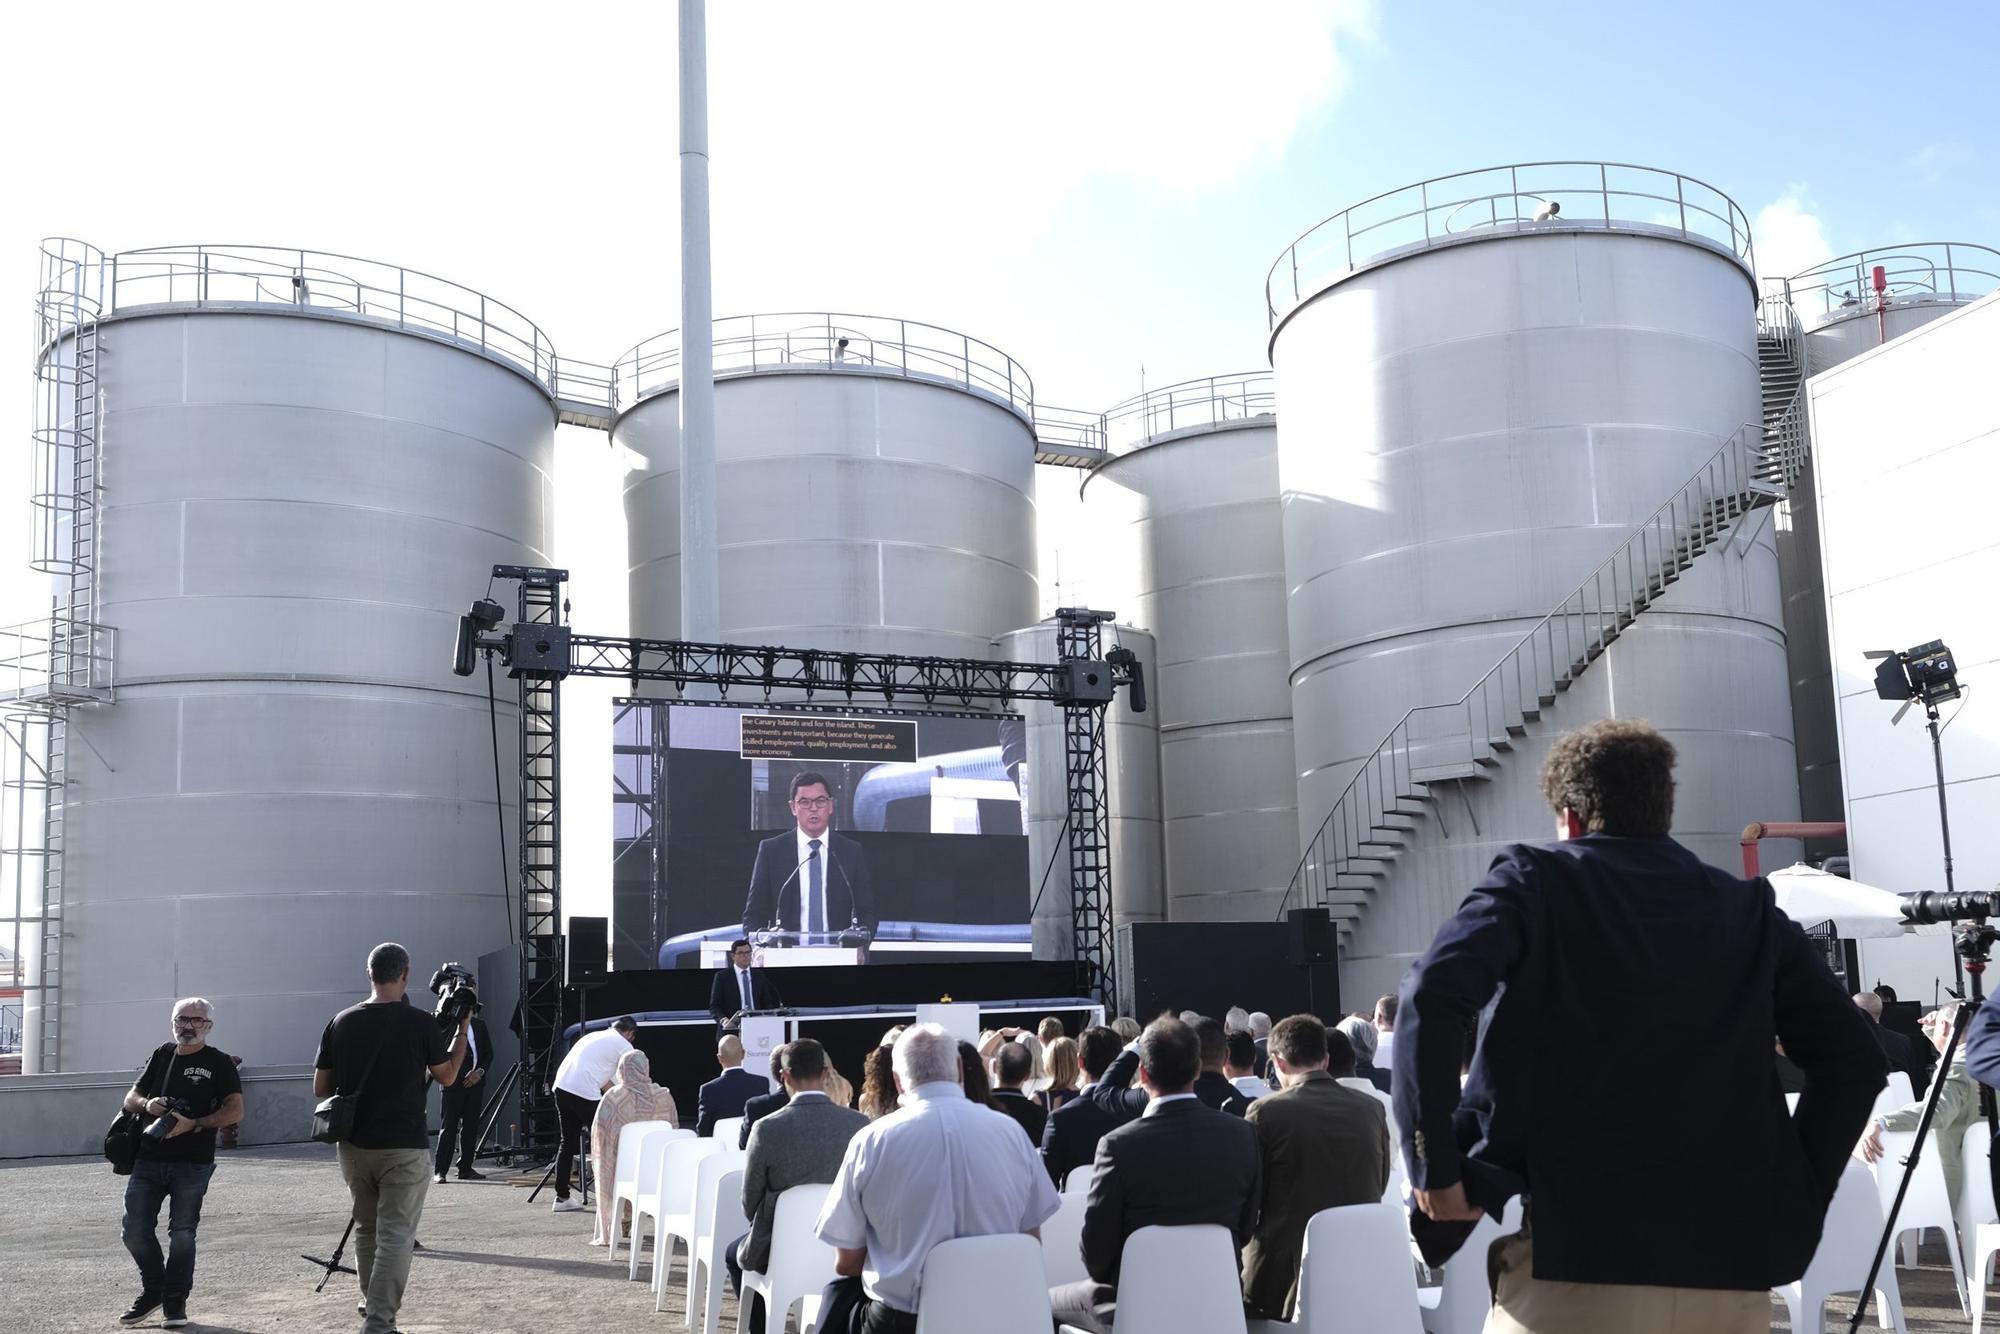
top-left (1484, 1229), bottom-right (1769, 1334)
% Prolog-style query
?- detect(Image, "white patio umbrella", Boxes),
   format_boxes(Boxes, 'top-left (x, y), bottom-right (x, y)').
top-left (1765, 862), bottom-right (1946, 938)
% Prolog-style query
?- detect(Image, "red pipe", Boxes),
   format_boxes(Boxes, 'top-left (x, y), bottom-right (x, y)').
top-left (1873, 264), bottom-right (1889, 344)
top-left (1741, 821), bottom-right (1847, 877)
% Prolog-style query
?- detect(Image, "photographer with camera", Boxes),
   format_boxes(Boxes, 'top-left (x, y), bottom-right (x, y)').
top-left (428, 964), bottom-right (492, 1184)
top-left (116, 997), bottom-right (244, 1328)
top-left (314, 943), bottom-right (470, 1334)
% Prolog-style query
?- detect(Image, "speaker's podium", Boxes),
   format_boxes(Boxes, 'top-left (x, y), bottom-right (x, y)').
top-left (737, 1014), bottom-right (787, 1075)
top-left (748, 928), bottom-right (875, 967)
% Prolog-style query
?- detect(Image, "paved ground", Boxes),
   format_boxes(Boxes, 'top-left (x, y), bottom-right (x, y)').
top-left (0, 1142), bottom-right (1981, 1332)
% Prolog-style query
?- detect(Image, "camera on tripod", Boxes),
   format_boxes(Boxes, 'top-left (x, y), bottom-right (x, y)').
top-left (429, 962), bottom-right (478, 1030)
top-left (1899, 890), bottom-right (2000, 926)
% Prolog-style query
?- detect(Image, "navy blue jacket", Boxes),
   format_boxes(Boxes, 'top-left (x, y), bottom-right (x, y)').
top-left (1042, 1081), bottom-right (1124, 1186)
top-left (1959, 997), bottom-right (2000, 1088)
top-left (1394, 834), bottom-right (1884, 1289)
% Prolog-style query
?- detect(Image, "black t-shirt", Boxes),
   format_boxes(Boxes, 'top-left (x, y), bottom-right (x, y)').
top-left (315, 1000), bottom-right (450, 1150)
top-left (133, 1043), bottom-right (242, 1165)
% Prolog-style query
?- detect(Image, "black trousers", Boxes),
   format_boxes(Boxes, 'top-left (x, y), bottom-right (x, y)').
top-left (554, 1089), bottom-right (597, 1199)
top-left (816, 1276), bottom-right (918, 1334)
top-left (435, 1081), bottom-right (485, 1175)
top-left (723, 1233), bottom-right (765, 1334)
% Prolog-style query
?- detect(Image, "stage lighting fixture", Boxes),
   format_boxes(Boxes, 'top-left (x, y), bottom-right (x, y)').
top-left (1865, 637), bottom-right (1967, 988)
top-left (452, 598), bottom-right (509, 677)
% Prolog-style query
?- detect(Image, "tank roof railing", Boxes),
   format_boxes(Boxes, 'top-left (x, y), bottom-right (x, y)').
top-left (1780, 242), bottom-right (2000, 325)
top-left (1266, 161), bottom-right (1756, 328)
top-left (100, 244), bottom-right (562, 396)
top-left (1098, 372), bottom-right (1274, 455)
top-left (615, 312), bottom-right (1034, 425)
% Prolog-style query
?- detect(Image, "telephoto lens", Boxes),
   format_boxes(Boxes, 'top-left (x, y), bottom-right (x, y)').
top-left (1899, 890), bottom-right (2000, 926)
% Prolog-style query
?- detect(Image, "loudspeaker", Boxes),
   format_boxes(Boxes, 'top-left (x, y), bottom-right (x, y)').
top-left (1286, 908), bottom-right (1335, 965)
top-left (569, 916), bottom-right (609, 987)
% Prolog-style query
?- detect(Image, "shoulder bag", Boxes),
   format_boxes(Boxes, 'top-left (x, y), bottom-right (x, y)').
top-left (107, 1044), bottom-right (176, 1174)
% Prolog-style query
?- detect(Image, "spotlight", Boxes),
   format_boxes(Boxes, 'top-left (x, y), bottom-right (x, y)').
top-left (452, 598), bottom-right (508, 677)
top-left (1868, 638), bottom-right (1960, 722)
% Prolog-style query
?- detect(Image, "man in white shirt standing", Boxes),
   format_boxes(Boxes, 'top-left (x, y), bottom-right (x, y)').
top-left (547, 1016), bottom-right (637, 1214)
top-left (815, 1023), bottom-right (1061, 1333)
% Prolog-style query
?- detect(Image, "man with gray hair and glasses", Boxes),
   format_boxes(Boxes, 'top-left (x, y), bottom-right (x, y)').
top-left (118, 997), bottom-right (244, 1329)
top-left (814, 1023), bottom-right (1061, 1333)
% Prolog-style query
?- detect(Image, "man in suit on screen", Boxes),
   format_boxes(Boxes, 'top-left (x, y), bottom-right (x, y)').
top-left (740, 771), bottom-right (877, 943)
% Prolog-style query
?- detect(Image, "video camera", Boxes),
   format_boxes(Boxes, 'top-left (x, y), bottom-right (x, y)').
top-left (428, 962), bottom-right (478, 1031)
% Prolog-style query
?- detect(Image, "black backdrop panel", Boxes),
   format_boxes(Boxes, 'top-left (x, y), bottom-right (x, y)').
top-left (1117, 922), bottom-right (1339, 1024)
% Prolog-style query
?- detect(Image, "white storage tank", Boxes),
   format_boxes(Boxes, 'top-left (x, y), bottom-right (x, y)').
top-left (1079, 375), bottom-right (1297, 921)
top-left (1794, 244), bottom-right (2000, 373)
top-left (40, 245), bottom-right (557, 1069)
top-left (1266, 164), bottom-right (1801, 1000)
top-left (618, 314), bottom-right (1039, 658)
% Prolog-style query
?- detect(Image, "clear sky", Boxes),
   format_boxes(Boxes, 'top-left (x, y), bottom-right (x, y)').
top-left (2, 0), bottom-right (1994, 922)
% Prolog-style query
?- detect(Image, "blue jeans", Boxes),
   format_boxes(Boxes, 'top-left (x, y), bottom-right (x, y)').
top-left (122, 1158), bottom-right (215, 1297)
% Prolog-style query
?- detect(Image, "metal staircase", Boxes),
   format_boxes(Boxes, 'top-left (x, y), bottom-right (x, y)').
top-left (1280, 410), bottom-right (1804, 938)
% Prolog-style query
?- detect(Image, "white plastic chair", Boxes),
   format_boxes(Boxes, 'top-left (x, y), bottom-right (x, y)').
top-left (1869, 1121), bottom-right (1968, 1313)
top-left (1777, 1157), bottom-right (1908, 1334)
top-left (607, 1120), bottom-right (675, 1262)
top-left (1873, 1071), bottom-right (1916, 1120)
top-left (1062, 1164), bottom-right (1092, 1194)
top-left (1039, 1190), bottom-right (1089, 1288)
top-left (1060, 1224), bottom-right (1247, 1334)
top-left (665, 1148), bottom-right (746, 1318)
top-left (635, 1137), bottom-right (729, 1283)
top-left (738, 1182), bottom-right (837, 1334)
top-left (620, 1128), bottom-right (684, 1272)
top-left (915, 1233), bottom-right (1054, 1333)
top-left (1254, 1203), bottom-right (1424, 1334)
top-left (1333, 1079), bottom-right (1408, 1207)
top-left (1416, 1197), bottom-right (1522, 1334)
top-left (612, 1125), bottom-right (681, 1265)
top-left (1957, 1122), bottom-right (2000, 1334)
top-left (683, 1165), bottom-right (748, 1331)
top-left (713, 1115), bottom-right (744, 1146)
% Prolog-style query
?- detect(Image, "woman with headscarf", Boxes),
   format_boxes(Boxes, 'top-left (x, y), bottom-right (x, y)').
top-left (589, 1048), bottom-right (678, 1246)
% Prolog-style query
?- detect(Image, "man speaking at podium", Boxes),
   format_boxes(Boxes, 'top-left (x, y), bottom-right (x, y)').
top-left (741, 772), bottom-right (877, 944)
top-left (710, 939), bottom-right (783, 1030)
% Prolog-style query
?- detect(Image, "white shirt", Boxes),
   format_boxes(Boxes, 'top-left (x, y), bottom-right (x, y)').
top-left (553, 1028), bottom-right (629, 1100)
top-left (795, 827), bottom-right (830, 934)
top-left (1373, 1030), bottom-right (1395, 1068)
top-left (1142, 1092), bottom-right (1199, 1117)
top-left (816, 1081), bottom-right (1060, 1313)
top-left (1230, 1075), bottom-right (1268, 1102)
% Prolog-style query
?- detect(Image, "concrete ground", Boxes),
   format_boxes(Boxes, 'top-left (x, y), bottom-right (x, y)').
top-left (0, 1142), bottom-right (1981, 1332)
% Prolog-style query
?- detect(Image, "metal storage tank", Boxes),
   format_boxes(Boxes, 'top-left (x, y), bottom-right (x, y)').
top-left (30, 244), bottom-right (556, 1070)
top-left (993, 620), bottom-right (1163, 975)
top-left (617, 314), bottom-right (1039, 658)
top-left (1078, 375), bottom-right (1298, 921)
top-left (1266, 164), bottom-right (1800, 1003)
top-left (1793, 244), bottom-right (2000, 373)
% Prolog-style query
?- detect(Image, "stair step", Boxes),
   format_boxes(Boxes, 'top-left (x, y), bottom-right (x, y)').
top-left (1355, 835), bottom-right (1405, 849)
top-left (1413, 762), bottom-right (1494, 784)
top-left (1505, 720), bottom-right (1529, 736)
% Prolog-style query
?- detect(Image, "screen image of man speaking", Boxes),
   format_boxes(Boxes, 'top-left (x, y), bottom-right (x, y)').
top-left (741, 770), bottom-right (877, 943)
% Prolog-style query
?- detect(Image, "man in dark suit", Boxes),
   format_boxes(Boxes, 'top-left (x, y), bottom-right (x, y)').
top-left (1854, 991), bottom-right (1916, 1083)
top-left (709, 939), bottom-right (785, 1030)
top-left (1190, 1017), bottom-right (1247, 1117)
top-left (727, 1039), bottom-right (867, 1334)
top-left (1042, 1025), bottom-right (1123, 1187)
top-left (695, 1033), bottom-right (770, 1138)
top-left (740, 771), bottom-right (877, 942)
top-left (1397, 720), bottom-right (1883, 1332)
top-left (1048, 1018), bottom-right (1261, 1334)
top-left (433, 1007), bottom-right (494, 1182)
top-left (989, 1041), bottom-right (1047, 1145)
top-left (739, 1045), bottom-right (790, 1149)
top-left (1241, 1018), bottom-right (1389, 1320)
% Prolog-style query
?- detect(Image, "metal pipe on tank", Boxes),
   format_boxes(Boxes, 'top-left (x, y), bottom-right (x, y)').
top-left (678, 0), bottom-right (720, 642)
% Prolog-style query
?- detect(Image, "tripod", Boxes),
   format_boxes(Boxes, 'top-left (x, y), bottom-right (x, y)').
top-left (1848, 920), bottom-right (2000, 1332)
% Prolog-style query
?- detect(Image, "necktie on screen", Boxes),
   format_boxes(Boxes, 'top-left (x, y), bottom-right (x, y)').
top-left (739, 967), bottom-right (752, 1013)
top-left (808, 839), bottom-right (824, 935)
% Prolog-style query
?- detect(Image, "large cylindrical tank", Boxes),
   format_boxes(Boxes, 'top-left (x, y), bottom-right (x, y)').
top-left (1267, 165), bottom-right (1799, 998)
top-left (1079, 375), bottom-right (1297, 921)
top-left (618, 314), bottom-right (1038, 658)
top-left (992, 621), bottom-right (1163, 975)
top-left (48, 245), bottom-right (555, 1070)
top-left (1795, 244), bottom-right (2000, 373)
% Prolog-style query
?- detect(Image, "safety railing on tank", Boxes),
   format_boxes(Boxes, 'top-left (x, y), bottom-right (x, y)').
top-left (1784, 243), bottom-right (2000, 326)
top-left (1100, 372), bottom-right (1274, 454)
top-left (1266, 162), bottom-right (1755, 326)
top-left (0, 611), bottom-right (116, 708)
top-left (102, 245), bottom-right (561, 394)
top-left (614, 313), bottom-right (1034, 423)
top-left (1032, 405), bottom-right (1110, 456)
top-left (1280, 421), bottom-right (1775, 920)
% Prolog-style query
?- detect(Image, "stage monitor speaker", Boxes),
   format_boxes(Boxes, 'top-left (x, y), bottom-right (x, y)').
top-left (570, 916), bottom-right (609, 987)
top-left (1286, 908), bottom-right (1335, 965)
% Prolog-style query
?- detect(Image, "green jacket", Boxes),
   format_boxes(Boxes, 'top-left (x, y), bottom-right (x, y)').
top-left (1880, 1053), bottom-right (1977, 1217)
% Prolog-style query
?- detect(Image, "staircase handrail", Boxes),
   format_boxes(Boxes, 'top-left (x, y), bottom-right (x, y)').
top-left (1278, 420), bottom-right (1769, 918)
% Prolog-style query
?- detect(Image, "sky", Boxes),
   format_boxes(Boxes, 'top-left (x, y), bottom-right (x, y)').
top-left (1, 0), bottom-right (1995, 924)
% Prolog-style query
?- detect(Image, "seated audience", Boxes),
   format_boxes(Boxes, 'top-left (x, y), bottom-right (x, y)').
top-left (1037, 1015), bottom-right (1066, 1045)
top-left (1049, 1017), bottom-right (1260, 1334)
top-left (730, 1038), bottom-right (867, 1334)
top-left (738, 1043), bottom-right (791, 1149)
top-left (859, 1045), bottom-right (900, 1120)
top-left (1042, 1025), bottom-right (1124, 1187)
top-left (1192, 1016), bottom-right (1249, 1116)
top-left (824, 1065), bottom-right (855, 1110)
top-left (1038, 1036), bottom-right (1082, 1114)
top-left (1372, 993), bottom-right (1398, 1069)
top-left (589, 1049), bottom-right (678, 1247)
top-left (990, 1041), bottom-right (1048, 1145)
top-left (1110, 1015), bottom-right (1141, 1043)
top-left (1860, 1001), bottom-right (1975, 1213)
top-left (695, 1033), bottom-right (767, 1137)
top-left (958, 1040), bottom-right (994, 1106)
top-left (1241, 1018), bottom-right (1389, 1320)
top-left (1248, 1010), bottom-right (1273, 1080)
top-left (1224, 1030), bottom-right (1266, 1105)
top-left (1335, 1014), bottom-right (1392, 1094)
top-left (815, 1024), bottom-right (1061, 1334)
top-left (1853, 991), bottom-right (1916, 1084)
top-left (1225, 1005), bottom-right (1252, 1034)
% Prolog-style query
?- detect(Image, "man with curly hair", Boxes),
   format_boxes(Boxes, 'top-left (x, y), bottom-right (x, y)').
top-left (1395, 719), bottom-right (1883, 1333)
